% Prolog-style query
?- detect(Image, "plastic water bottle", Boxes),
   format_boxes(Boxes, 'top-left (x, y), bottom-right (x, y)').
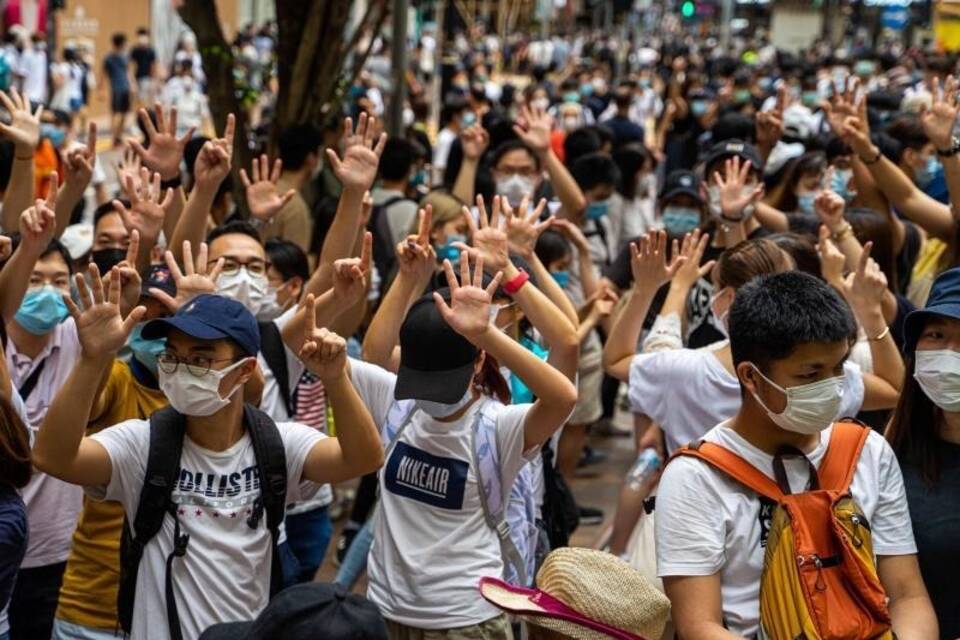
top-left (627, 448), bottom-right (662, 491)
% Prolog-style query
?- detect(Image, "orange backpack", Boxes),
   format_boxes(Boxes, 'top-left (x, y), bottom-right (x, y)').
top-left (674, 421), bottom-right (893, 640)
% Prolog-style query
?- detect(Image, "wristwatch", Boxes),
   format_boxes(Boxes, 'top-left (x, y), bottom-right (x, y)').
top-left (936, 136), bottom-right (960, 158)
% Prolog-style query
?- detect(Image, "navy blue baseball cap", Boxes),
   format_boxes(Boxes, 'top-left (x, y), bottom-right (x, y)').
top-left (142, 294), bottom-right (260, 356)
top-left (904, 267), bottom-right (960, 351)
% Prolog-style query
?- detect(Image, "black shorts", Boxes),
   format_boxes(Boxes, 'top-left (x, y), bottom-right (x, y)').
top-left (111, 90), bottom-right (131, 114)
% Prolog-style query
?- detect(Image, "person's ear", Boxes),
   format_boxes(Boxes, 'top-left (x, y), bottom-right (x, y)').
top-left (287, 277), bottom-right (304, 303)
top-left (736, 361), bottom-right (762, 398)
top-left (902, 147), bottom-right (918, 168)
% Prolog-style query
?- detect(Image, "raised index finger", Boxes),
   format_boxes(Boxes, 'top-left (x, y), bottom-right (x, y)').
top-left (857, 241), bottom-right (873, 277)
top-left (304, 294), bottom-right (317, 338)
top-left (126, 229), bottom-right (141, 265)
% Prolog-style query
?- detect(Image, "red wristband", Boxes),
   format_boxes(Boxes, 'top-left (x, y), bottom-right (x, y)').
top-left (502, 268), bottom-right (530, 296)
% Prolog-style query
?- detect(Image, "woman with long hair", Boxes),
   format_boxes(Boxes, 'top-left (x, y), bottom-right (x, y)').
top-left (886, 266), bottom-right (960, 639)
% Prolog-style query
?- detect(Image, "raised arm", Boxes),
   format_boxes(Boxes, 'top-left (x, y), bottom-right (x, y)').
top-left (656, 229), bottom-right (713, 329)
top-left (113, 167), bottom-right (174, 272)
top-left (551, 218), bottom-right (600, 302)
top-left (239, 154), bottom-right (296, 241)
top-left (32, 265), bottom-right (145, 485)
top-left (298, 295), bottom-right (384, 484)
top-left (362, 207), bottom-right (436, 371)
top-left (451, 124), bottom-right (489, 205)
top-left (0, 195), bottom-right (58, 322)
top-left (513, 104), bottom-right (586, 218)
top-left (435, 254), bottom-right (577, 450)
top-left (603, 231), bottom-right (685, 381)
top-left (56, 123), bottom-right (98, 236)
top-left (0, 88), bottom-right (42, 233)
top-left (921, 75), bottom-right (960, 227)
top-left (304, 115), bottom-right (386, 297)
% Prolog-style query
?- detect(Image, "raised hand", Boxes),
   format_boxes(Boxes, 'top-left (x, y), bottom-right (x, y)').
top-left (551, 217), bottom-right (591, 254)
top-left (18, 192), bottom-right (57, 253)
top-left (459, 195), bottom-right (510, 272)
top-left (326, 114), bottom-right (387, 192)
top-left (712, 156), bottom-right (763, 221)
top-left (0, 87), bottom-right (42, 151)
top-left (840, 95), bottom-right (874, 159)
top-left (460, 124), bottom-right (490, 160)
top-left (755, 85), bottom-right (786, 149)
top-left (844, 242), bottom-right (887, 314)
top-left (150, 241), bottom-right (224, 313)
top-left (629, 230), bottom-right (684, 292)
top-left (823, 76), bottom-right (860, 137)
top-left (298, 294), bottom-right (348, 383)
top-left (817, 225), bottom-right (846, 289)
top-left (63, 264), bottom-right (145, 359)
top-left (584, 286), bottom-right (620, 318)
top-left (814, 170), bottom-right (847, 232)
top-left (128, 103), bottom-right (196, 180)
top-left (396, 205), bottom-right (437, 283)
top-left (433, 252), bottom-right (503, 340)
top-left (513, 103), bottom-right (553, 157)
top-left (115, 229), bottom-right (143, 312)
top-left (191, 113), bottom-right (235, 192)
top-left (359, 190), bottom-right (374, 227)
top-left (670, 228), bottom-right (715, 291)
top-left (332, 231), bottom-right (372, 306)
top-left (114, 167), bottom-right (173, 243)
top-left (63, 122), bottom-right (97, 193)
top-left (116, 144), bottom-right (142, 191)
top-left (921, 75), bottom-right (959, 151)
top-left (503, 195), bottom-right (551, 259)
top-left (240, 154), bottom-right (296, 222)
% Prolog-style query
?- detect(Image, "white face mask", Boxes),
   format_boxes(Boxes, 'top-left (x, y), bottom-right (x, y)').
top-left (255, 283), bottom-right (293, 322)
top-left (496, 174), bottom-right (536, 207)
top-left (710, 289), bottom-right (731, 338)
top-left (751, 366), bottom-right (845, 435)
top-left (159, 358), bottom-right (249, 417)
top-left (217, 268), bottom-right (268, 316)
top-left (415, 387), bottom-right (476, 419)
top-left (914, 350), bottom-right (960, 413)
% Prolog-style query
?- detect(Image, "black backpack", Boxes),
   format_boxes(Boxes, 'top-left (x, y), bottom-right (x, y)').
top-left (258, 321), bottom-right (294, 417)
top-left (368, 195), bottom-right (412, 281)
top-left (539, 442), bottom-right (579, 549)
top-left (117, 404), bottom-right (287, 640)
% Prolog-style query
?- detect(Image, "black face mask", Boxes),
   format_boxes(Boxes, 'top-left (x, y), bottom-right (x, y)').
top-left (90, 248), bottom-right (127, 274)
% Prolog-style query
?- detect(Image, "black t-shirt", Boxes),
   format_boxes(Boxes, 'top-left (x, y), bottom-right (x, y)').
top-left (896, 220), bottom-right (921, 294)
top-left (130, 45), bottom-right (156, 79)
top-left (900, 442), bottom-right (960, 639)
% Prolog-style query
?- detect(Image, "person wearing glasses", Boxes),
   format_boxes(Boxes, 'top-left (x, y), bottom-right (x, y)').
top-left (32, 266), bottom-right (385, 640)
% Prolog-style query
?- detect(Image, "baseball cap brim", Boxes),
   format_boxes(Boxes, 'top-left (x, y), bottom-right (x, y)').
top-left (142, 315), bottom-right (233, 343)
top-left (904, 303), bottom-right (960, 350)
top-left (660, 185), bottom-right (703, 204)
top-left (479, 577), bottom-right (647, 640)
top-left (197, 621), bottom-right (253, 640)
top-left (394, 360), bottom-right (475, 404)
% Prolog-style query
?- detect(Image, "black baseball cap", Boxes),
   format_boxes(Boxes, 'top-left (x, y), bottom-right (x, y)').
top-left (142, 293), bottom-right (260, 357)
top-left (141, 264), bottom-right (176, 299)
top-left (395, 289), bottom-right (479, 404)
top-left (659, 170), bottom-right (704, 205)
top-left (198, 582), bottom-right (388, 640)
top-left (700, 139), bottom-right (764, 175)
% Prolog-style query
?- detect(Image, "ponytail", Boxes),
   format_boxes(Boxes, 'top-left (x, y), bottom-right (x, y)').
top-left (475, 352), bottom-right (512, 405)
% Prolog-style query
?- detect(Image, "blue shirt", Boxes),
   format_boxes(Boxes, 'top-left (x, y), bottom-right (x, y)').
top-left (0, 485), bottom-right (27, 611)
top-left (103, 52), bottom-right (129, 93)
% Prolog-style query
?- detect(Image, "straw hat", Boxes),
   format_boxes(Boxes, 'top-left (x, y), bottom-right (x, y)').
top-left (479, 548), bottom-right (670, 640)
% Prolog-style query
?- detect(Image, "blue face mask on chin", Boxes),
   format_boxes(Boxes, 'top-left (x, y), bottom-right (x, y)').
top-left (40, 123), bottom-right (66, 148)
top-left (915, 155), bottom-right (941, 190)
top-left (128, 322), bottom-right (166, 376)
top-left (551, 270), bottom-right (570, 289)
top-left (661, 206), bottom-right (701, 235)
top-left (796, 192), bottom-right (818, 216)
top-left (15, 286), bottom-right (69, 335)
top-left (585, 200), bottom-right (609, 220)
top-left (831, 168), bottom-right (857, 203)
top-left (436, 234), bottom-right (466, 263)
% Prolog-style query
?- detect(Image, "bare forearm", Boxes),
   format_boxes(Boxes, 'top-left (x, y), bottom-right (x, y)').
top-left (578, 251), bottom-right (600, 300)
top-left (319, 375), bottom-right (383, 481)
top-left (163, 186), bottom-right (186, 243)
top-left (528, 253), bottom-right (578, 327)
top-left (858, 308), bottom-right (904, 390)
top-left (754, 203), bottom-right (788, 232)
top-left (473, 324), bottom-right (575, 407)
top-left (281, 288), bottom-right (341, 355)
top-left (170, 185), bottom-right (216, 263)
top-left (54, 185), bottom-right (85, 237)
top-left (362, 273), bottom-right (418, 369)
top-left (544, 150), bottom-right (586, 217)
top-left (889, 596), bottom-right (938, 640)
top-left (452, 157), bottom-right (478, 205)
top-left (603, 286), bottom-right (657, 380)
top-left (3, 156), bottom-right (33, 232)
top-left (862, 152), bottom-right (954, 238)
top-left (312, 187), bottom-right (364, 294)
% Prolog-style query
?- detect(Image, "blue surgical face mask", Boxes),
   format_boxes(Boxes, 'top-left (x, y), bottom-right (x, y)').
top-left (690, 99), bottom-right (708, 117)
top-left (409, 168), bottom-right (427, 188)
top-left (461, 112), bottom-right (477, 127)
top-left (40, 123), bottom-right (66, 148)
top-left (796, 191), bottom-right (818, 216)
top-left (585, 200), bottom-right (610, 220)
top-left (436, 234), bottom-right (466, 263)
top-left (15, 286), bottom-right (69, 335)
top-left (831, 168), bottom-right (857, 203)
top-left (551, 270), bottom-right (570, 289)
top-left (915, 155), bottom-right (940, 189)
top-left (801, 90), bottom-right (819, 108)
top-left (580, 82), bottom-right (594, 97)
top-left (661, 206), bottom-right (701, 235)
top-left (128, 322), bottom-right (166, 376)
top-left (563, 91), bottom-right (581, 104)
top-left (639, 78), bottom-right (652, 89)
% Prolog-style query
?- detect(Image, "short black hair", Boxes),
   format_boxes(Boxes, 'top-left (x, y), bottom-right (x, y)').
top-left (206, 220), bottom-right (262, 245)
top-left (93, 199), bottom-right (129, 230)
top-left (534, 229), bottom-right (572, 266)
top-left (277, 124), bottom-right (322, 171)
top-left (563, 127), bottom-right (601, 167)
top-left (711, 113), bottom-right (755, 145)
top-left (885, 116), bottom-right (929, 153)
top-left (729, 271), bottom-right (856, 372)
top-left (112, 33), bottom-right (126, 48)
top-left (491, 140), bottom-right (540, 172)
top-left (570, 152), bottom-right (621, 192)
top-left (379, 138), bottom-right (415, 182)
top-left (137, 27), bottom-right (149, 37)
top-left (265, 238), bottom-right (309, 282)
top-left (6, 233), bottom-right (73, 274)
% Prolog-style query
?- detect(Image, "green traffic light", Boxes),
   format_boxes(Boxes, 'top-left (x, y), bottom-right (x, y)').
top-left (681, 1), bottom-right (695, 18)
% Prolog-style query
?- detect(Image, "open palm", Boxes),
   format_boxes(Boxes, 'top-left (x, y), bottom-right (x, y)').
top-left (0, 87), bottom-right (42, 150)
top-left (921, 75), bottom-right (959, 150)
top-left (129, 104), bottom-right (195, 180)
top-left (504, 196), bottom-right (551, 259)
top-left (115, 168), bottom-right (172, 242)
top-left (241, 154), bottom-right (296, 221)
top-left (326, 114), bottom-right (387, 191)
top-left (434, 253), bottom-right (503, 340)
top-left (65, 265), bottom-right (144, 357)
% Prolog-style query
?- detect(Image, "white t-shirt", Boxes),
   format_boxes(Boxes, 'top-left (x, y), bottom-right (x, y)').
top-left (655, 422), bottom-right (917, 637)
top-left (87, 419), bottom-right (323, 640)
top-left (628, 342), bottom-right (866, 454)
top-left (349, 360), bottom-right (535, 629)
top-left (256, 306), bottom-right (305, 422)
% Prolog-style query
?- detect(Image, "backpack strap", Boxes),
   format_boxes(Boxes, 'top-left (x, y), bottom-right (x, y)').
top-left (17, 357), bottom-right (46, 401)
top-left (381, 400), bottom-right (418, 452)
top-left (258, 322), bottom-right (294, 417)
top-left (818, 420), bottom-right (871, 493)
top-left (672, 441), bottom-right (786, 502)
top-left (118, 406), bottom-right (187, 636)
top-left (243, 404), bottom-right (288, 597)
top-left (470, 400), bottom-right (529, 586)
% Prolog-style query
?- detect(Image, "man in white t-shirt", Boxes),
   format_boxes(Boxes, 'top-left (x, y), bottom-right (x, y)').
top-left (31, 288), bottom-right (384, 640)
top-left (656, 271), bottom-right (937, 639)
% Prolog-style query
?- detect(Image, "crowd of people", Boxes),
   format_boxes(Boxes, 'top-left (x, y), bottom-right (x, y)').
top-left (0, 13), bottom-right (957, 640)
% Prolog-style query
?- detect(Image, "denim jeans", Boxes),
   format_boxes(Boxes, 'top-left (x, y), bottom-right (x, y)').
top-left (284, 506), bottom-right (333, 584)
top-left (334, 519), bottom-right (373, 589)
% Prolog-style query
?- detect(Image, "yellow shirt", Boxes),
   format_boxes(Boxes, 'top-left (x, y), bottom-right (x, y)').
top-left (56, 360), bottom-right (167, 630)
